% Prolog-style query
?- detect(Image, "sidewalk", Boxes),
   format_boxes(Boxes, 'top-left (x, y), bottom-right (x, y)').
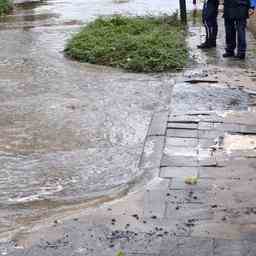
top-left (4, 16), bottom-right (256, 256)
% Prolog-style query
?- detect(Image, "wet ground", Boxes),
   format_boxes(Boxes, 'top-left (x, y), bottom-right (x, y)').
top-left (1, 0), bottom-right (256, 245)
top-left (0, 0), bottom-right (191, 239)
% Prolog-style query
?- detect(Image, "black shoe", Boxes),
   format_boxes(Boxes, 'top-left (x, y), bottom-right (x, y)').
top-left (223, 52), bottom-right (234, 58)
top-left (234, 53), bottom-right (245, 60)
top-left (197, 42), bottom-right (213, 49)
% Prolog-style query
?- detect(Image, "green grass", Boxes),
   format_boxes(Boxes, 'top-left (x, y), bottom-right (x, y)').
top-left (65, 15), bottom-right (188, 72)
top-left (0, 0), bottom-right (12, 16)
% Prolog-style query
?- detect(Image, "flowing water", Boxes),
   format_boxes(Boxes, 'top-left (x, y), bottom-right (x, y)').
top-left (0, 0), bottom-right (193, 239)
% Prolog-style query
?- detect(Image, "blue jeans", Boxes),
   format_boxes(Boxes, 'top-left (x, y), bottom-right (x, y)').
top-left (225, 18), bottom-right (247, 54)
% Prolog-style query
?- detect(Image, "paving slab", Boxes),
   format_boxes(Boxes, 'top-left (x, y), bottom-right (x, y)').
top-left (161, 154), bottom-right (198, 167)
top-left (160, 237), bottom-right (214, 256)
top-left (166, 128), bottom-right (198, 138)
top-left (168, 115), bottom-right (200, 123)
top-left (143, 178), bottom-right (169, 219)
top-left (165, 137), bottom-right (198, 147)
top-left (198, 130), bottom-right (222, 139)
top-left (214, 239), bottom-right (256, 256)
top-left (191, 222), bottom-right (242, 240)
top-left (198, 122), bottom-right (214, 130)
top-left (167, 122), bottom-right (198, 129)
top-left (164, 146), bottom-right (197, 157)
top-left (169, 178), bottom-right (213, 191)
top-left (148, 111), bottom-right (169, 136)
top-left (160, 166), bottom-right (199, 179)
top-left (140, 136), bottom-right (165, 169)
top-left (214, 123), bottom-right (243, 133)
top-left (240, 125), bottom-right (256, 134)
top-left (166, 203), bottom-right (213, 222)
top-left (198, 138), bottom-right (216, 148)
top-left (166, 189), bottom-right (209, 205)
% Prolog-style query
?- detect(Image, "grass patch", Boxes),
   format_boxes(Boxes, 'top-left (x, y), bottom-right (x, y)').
top-left (0, 0), bottom-right (12, 15)
top-left (65, 14), bottom-right (188, 72)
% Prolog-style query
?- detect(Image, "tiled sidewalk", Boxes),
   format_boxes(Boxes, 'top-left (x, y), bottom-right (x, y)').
top-left (139, 109), bottom-right (256, 255)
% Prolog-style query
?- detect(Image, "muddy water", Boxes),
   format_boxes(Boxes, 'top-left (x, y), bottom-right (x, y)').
top-left (0, 0), bottom-right (186, 238)
top-left (0, 0), bottom-right (195, 29)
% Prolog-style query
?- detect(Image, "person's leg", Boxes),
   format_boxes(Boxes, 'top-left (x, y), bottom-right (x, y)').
top-left (206, 17), bottom-right (218, 46)
top-left (236, 19), bottom-right (247, 58)
top-left (211, 17), bottom-right (218, 46)
top-left (198, 5), bottom-right (211, 48)
top-left (223, 18), bottom-right (236, 56)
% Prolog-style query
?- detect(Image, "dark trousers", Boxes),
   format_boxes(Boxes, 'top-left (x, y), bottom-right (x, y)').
top-left (224, 18), bottom-right (247, 54)
top-left (203, 17), bottom-right (218, 43)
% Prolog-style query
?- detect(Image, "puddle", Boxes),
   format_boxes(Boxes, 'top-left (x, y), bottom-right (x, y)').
top-left (171, 82), bottom-right (249, 114)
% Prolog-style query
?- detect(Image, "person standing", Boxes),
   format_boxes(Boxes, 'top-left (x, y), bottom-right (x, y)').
top-left (223, 0), bottom-right (254, 59)
top-left (197, 0), bottom-right (220, 49)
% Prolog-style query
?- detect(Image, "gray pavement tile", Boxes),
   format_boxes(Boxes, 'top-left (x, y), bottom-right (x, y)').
top-left (140, 136), bottom-right (165, 169)
top-left (166, 189), bottom-right (209, 205)
top-left (191, 221), bottom-right (241, 240)
top-left (214, 123), bottom-right (243, 133)
top-left (213, 207), bottom-right (256, 225)
top-left (169, 115), bottom-right (200, 123)
top-left (199, 166), bottom-right (232, 179)
top-left (164, 146), bottom-right (197, 157)
top-left (198, 148), bottom-right (213, 159)
top-left (199, 164), bottom-right (256, 180)
top-left (241, 125), bottom-right (256, 134)
top-left (198, 130), bottom-right (222, 139)
top-left (161, 154), bottom-right (198, 167)
top-left (160, 166), bottom-right (199, 179)
top-left (166, 203), bottom-right (213, 222)
top-left (214, 239), bottom-right (256, 256)
top-left (199, 157), bottom-right (217, 167)
top-left (215, 153), bottom-right (231, 167)
top-left (143, 178), bottom-right (169, 219)
top-left (199, 122), bottom-right (214, 130)
top-left (160, 237), bottom-right (214, 256)
top-left (227, 150), bottom-right (256, 158)
top-left (196, 115), bottom-right (224, 123)
top-left (166, 128), bottom-right (198, 138)
top-left (169, 178), bottom-right (213, 191)
top-left (167, 122), bottom-right (198, 129)
top-left (125, 254), bottom-right (159, 256)
top-left (165, 137), bottom-right (198, 147)
top-left (139, 218), bottom-right (191, 237)
top-left (198, 138), bottom-right (216, 148)
top-left (240, 226), bottom-right (256, 243)
top-left (148, 111), bottom-right (169, 136)
top-left (119, 232), bottom-right (163, 254)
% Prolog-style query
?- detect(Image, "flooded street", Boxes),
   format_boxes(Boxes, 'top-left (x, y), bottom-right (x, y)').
top-left (0, 0), bottom-right (188, 238)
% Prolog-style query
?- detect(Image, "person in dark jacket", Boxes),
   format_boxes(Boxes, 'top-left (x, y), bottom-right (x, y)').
top-left (223, 0), bottom-right (254, 59)
top-left (198, 0), bottom-right (219, 49)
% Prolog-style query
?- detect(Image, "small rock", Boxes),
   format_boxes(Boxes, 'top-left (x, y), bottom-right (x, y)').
top-left (132, 214), bottom-right (139, 220)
